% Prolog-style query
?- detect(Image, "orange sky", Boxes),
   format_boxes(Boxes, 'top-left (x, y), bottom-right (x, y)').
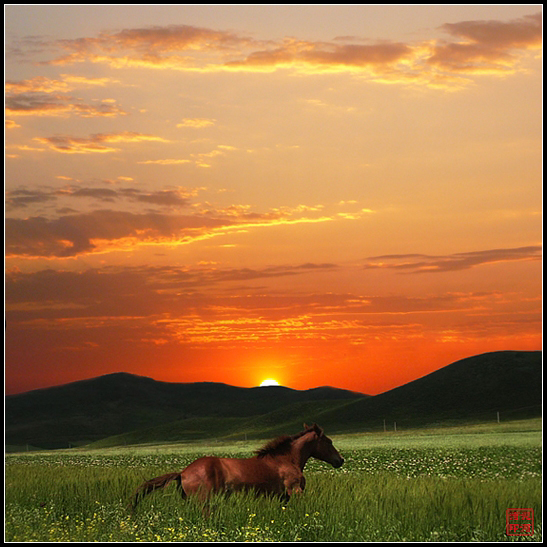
top-left (5, 6), bottom-right (542, 395)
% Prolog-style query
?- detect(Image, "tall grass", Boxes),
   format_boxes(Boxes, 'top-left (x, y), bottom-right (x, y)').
top-left (5, 438), bottom-right (542, 542)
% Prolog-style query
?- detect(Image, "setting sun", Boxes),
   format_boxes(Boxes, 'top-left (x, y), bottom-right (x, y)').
top-left (259, 379), bottom-right (281, 387)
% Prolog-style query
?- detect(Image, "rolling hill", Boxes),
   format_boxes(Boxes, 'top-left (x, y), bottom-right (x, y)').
top-left (5, 373), bottom-right (365, 448)
top-left (6, 351), bottom-right (541, 449)
top-left (313, 350), bottom-right (542, 432)
top-left (91, 350), bottom-right (542, 448)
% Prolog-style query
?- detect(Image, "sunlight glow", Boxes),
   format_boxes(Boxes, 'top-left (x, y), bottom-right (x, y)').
top-left (259, 378), bottom-right (280, 387)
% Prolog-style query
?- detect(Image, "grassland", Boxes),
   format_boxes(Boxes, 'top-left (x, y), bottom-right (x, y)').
top-left (5, 419), bottom-right (542, 542)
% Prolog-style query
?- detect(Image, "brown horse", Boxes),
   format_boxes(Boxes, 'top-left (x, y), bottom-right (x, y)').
top-left (129, 423), bottom-right (343, 512)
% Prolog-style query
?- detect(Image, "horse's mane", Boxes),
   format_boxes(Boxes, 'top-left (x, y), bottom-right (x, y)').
top-left (254, 424), bottom-right (322, 458)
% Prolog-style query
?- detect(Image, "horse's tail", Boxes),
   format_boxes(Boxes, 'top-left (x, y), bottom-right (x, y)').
top-left (128, 472), bottom-right (184, 513)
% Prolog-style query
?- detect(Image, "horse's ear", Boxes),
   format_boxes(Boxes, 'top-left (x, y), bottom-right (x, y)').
top-left (312, 423), bottom-right (324, 437)
top-left (303, 423), bottom-right (309, 429)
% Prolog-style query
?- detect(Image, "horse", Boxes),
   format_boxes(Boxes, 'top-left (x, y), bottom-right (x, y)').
top-left (129, 423), bottom-right (343, 512)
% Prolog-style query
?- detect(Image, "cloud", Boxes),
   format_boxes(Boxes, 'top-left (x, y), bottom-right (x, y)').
top-left (5, 191), bottom-right (362, 258)
top-left (429, 13), bottom-right (542, 73)
top-left (33, 131), bottom-right (168, 153)
top-left (5, 189), bottom-right (58, 210)
top-left (5, 75), bottom-right (125, 120)
top-left (3, 204), bottom-right (292, 257)
top-left (6, 185), bottom-right (195, 212)
top-left (225, 40), bottom-right (414, 74)
top-left (138, 144), bottom-right (239, 168)
top-left (176, 118), bottom-right (216, 128)
top-left (84, 24), bottom-right (257, 53)
top-left (5, 74), bottom-right (119, 94)
top-left (120, 188), bottom-right (194, 207)
top-left (4, 263), bottom-right (339, 320)
top-left (137, 158), bottom-right (193, 165)
top-left (5, 93), bottom-right (126, 118)
top-left (5, 210), bottom-right (226, 257)
top-left (8, 264), bottom-right (536, 354)
top-left (364, 246), bottom-right (542, 273)
top-left (32, 13), bottom-right (541, 89)
top-left (441, 13), bottom-right (542, 49)
top-left (39, 24), bottom-right (261, 68)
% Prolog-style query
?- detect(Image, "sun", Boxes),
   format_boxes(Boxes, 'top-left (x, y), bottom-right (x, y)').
top-left (259, 378), bottom-right (280, 387)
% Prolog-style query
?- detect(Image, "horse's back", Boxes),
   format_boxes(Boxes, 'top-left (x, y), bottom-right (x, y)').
top-left (180, 455), bottom-right (289, 497)
top-left (180, 456), bottom-right (225, 495)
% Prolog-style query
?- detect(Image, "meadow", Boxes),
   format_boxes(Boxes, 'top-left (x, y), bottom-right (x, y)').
top-left (5, 420), bottom-right (542, 542)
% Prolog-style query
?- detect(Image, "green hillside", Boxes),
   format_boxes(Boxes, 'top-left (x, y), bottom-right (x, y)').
top-left (6, 374), bottom-right (364, 448)
top-left (6, 351), bottom-right (541, 449)
top-left (316, 350), bottom-right (542, 432)
top-left (89, 350), bottom-right (541, 448)
top-left (87, 398), bottom-right (355, 448)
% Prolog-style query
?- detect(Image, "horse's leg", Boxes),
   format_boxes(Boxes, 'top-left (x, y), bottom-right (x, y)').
top-left (282, 475), bottom-right (305, 504)
top-left (176, 475), bottom-right (187, 501)
top-left (129, 472), bottom-right (183, 513)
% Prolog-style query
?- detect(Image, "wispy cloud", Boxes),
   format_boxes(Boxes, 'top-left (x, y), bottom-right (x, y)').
top-left (137, 144), bottom-right (239, 169)
top-left (5, 93), bottom-right (126, 118)
top-left (176, 118), bottom-right (216, 128)
top-left (364, 246), bottom-right (542, 273)
top-left (223, 40), bottom-right (414, 73)
top-left (33, 131), bottom-right (169, 153)
top-left (5, 119), bottom-right (21, 129)
top-left (5, 74), bottom-right (125, 119)
top-left (5, 74), bottom-right (120, 93)
top-left (39, 24), bottom-right (263, 69)
top-left (5, 182), bottom-right (372, 258)
top-left (31, 13), bottom-right (541, 89)
top-left (429, 13), bottom-right (542, 73)
top-left (4, 205), bottom-right (321, 258)
top-left (136, 158), bottom-right (193, 165)
top-left (7, 263), bottom-right (539, 352)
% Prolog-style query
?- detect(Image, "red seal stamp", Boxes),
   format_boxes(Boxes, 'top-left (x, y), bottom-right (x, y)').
top-left (506, 508), bottom-right (534, 536)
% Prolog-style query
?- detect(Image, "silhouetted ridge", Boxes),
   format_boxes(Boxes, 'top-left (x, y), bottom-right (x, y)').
top-left (313, 351), bottom-right (541, 432)
top-left (6, 351), bottom-right (540, 448)
top-left (6, 373), bottom-right (364, 448)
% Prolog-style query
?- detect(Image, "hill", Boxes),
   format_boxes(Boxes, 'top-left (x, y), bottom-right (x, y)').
top-left (5, 373), bottom-right (365, 449)
top-left (314, 350), bottom-right (542, 432)
top-left (87, 398), bottom-right (355, 448)
top-left (90, 351), bottom-right (542, 448)
top-left (6, 351), bottom-right (541, 449)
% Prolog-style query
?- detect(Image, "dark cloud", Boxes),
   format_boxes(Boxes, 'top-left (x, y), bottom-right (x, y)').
top-left (5, 263), bottom-right (339, 322)
top-left (5, 188), bottom-right (336, 257)
top-left (430, 13), bottom-right (542, 72)
top-left (100, 24), bottom-right (257, 52)
top-left (5, 210), bottom-right (232, 257)
top-left (33, 131), bottom-right (167, 153)
top-left (224, 40), bottom-right (413, 70)
top-left (68, 187), bottom-right (119, 200)
top-left (441, 13), bottom-right (542, 49)
top-left (364, 246), bottom-right (542, 273)
top-left (31, 13), bottom-right (541, 88)
top-left (130, 189), bottom-right (192, 207)
top-left (303, 42), bottom-right (413, 66)
top-left (8, 265), bottom-right (530, 357)
top-left (54, 24), bottom-right (257, 55)
top-left (6, 186), bottom-right (192, 211)
top-left (5, 92), bottom-right (126, 118)
top-left (5, 188), bottom-right (57, 209)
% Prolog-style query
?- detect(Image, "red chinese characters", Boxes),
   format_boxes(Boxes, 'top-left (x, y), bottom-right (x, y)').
top-left (506, 508), bottom-right (534, 536)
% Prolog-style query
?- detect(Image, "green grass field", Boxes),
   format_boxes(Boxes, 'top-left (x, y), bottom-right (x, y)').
top-left (5, 419), bottom-right (542, 542)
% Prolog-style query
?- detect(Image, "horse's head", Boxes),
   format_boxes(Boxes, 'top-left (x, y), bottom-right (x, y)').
top-left (304, 423), bottom-right (344, 468)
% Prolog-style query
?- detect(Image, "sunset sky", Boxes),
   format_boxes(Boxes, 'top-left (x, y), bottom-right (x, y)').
top-left (5, 5), bottom-right (542, 396)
